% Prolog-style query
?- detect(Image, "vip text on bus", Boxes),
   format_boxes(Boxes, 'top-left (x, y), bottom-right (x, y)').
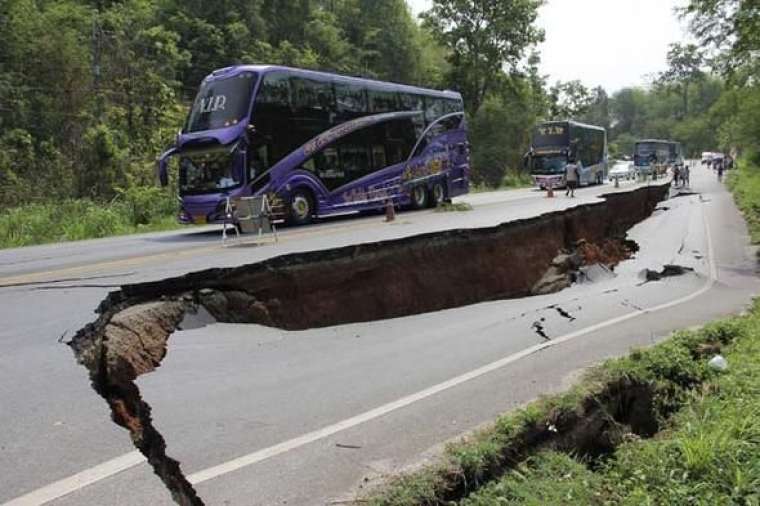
top-left (525, 120), bottom-right (607, 189)
top-left (157, 65), bottom-right (471, 225)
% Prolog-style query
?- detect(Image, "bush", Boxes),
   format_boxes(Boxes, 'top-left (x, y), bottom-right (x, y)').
top-left (0, 189), bottom-right (179, 249)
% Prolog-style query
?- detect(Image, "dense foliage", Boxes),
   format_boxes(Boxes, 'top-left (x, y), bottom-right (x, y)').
top-left (0, 0), bottom-right (758, 243)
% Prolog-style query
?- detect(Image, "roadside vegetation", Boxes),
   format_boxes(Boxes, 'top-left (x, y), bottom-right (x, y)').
top-left (1, 0), bottom-right (757, 248)
top-left (0, 187), bottom-right (180, 248)
top-left (370, 303), bottom-right (760, 505)
top-left (728, 157), bottom-right (760, 244)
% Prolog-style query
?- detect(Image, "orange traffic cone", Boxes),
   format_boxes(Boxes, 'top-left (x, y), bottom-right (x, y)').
top-left (546, 180), bottom-right (554, 198)
top-left (385, 199), bottom-right (396, 222)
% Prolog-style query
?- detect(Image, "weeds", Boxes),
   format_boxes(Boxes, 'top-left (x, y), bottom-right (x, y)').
top-left (0, 190), bottom-right (180, 248)
top-left (435, 202), bottom-right (474, 213)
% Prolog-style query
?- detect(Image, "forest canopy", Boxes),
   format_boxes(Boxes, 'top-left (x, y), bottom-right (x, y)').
top-left (0, 0), bottom-right (757, 210)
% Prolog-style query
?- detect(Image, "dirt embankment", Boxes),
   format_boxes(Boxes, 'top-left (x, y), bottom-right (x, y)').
top-left (69, 182), bottom-right (670, 506)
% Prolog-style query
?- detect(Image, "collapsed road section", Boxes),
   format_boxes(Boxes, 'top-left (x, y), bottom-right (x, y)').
top-left (69, 181), bottom-right (670, 505)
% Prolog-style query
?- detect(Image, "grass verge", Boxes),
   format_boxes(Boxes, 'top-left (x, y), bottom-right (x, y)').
top-left (727, 158), bottom-right (760, 244)
top-left (0, 197), bottom-right (182, 249)
top-left (369, 302), bottom-right (760, 505)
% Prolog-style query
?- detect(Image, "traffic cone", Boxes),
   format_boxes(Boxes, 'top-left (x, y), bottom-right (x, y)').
top-left (546, 180), bottom-right (554, 198)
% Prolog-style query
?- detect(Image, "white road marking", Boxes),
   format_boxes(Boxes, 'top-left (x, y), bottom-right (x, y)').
top-left (1, 451), bottom-right (145, 506)
top-left (3, 193), bottom-right (715, 505)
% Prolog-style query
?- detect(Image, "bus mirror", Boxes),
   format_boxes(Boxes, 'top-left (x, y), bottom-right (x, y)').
top-left (157, 147), bottom-right (178, 187)
top-left (157, 159), bottom-right (169, 187)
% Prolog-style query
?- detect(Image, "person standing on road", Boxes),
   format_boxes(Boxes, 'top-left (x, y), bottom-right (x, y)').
top-left (565, 158), bottom-right (580, 197)
top-left (716, 157), bottom-right (724, 181)
top-left (683, 164), bottom-right (690, 187)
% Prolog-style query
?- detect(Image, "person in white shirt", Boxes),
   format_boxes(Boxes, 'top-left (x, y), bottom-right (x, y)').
top-left (564, 159), bottom-right (580, 197)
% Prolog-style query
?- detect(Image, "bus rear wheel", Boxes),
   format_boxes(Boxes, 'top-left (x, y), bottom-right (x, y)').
top-left (288, 189), bottom-right (314, 226)
top-left (429, 181), bottom-right (446, 208)
top-left (410, 185), bottom-right (428, 210)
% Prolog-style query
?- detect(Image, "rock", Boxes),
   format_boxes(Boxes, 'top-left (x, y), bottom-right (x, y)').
top-left (531, 268), bottom-right (571, 295)
top-left (708, 355), bottom-right (728, 371)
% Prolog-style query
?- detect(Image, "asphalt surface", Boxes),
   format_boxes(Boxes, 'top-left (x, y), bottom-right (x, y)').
top-left (0, 166), bottom-right (757, 505)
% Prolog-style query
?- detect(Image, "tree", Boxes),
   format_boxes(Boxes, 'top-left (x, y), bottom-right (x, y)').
top-left (657, 43), bottom-right (705, 118)
top-left (580, 86), bottom-right (610, 130)
top-left (548, 80), bottom-right (592, 119)
top-left (421, 0), bottom-right (544, 114)
top-left (682, 0), bottom-right (760, 77)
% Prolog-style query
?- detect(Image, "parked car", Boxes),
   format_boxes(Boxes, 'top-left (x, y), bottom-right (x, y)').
top-left (609, 160), bottom-right (636, 180)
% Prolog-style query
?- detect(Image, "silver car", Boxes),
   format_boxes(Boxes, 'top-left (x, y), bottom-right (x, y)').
top-left (609, 160), bottom-right (636, 180)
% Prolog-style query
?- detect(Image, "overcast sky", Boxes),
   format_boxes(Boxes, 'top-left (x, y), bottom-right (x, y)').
top-left (407, 0), bottom-right (691, 93)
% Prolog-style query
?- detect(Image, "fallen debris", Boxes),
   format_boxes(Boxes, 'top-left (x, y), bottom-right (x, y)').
top-left (641, 264), bottom-right (695, 282)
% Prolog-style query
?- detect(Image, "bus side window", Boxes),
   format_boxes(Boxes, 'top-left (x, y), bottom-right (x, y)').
top-left (372, 145), bottom-right (386, 169)
top-left (341, 143), bottom-right (370, 181)
top-left (368, 89), bottom-right (398, 112)
top-left (366, 122), bottom-right (389, 170)
top-left (315, 147), bottom-right (345, 191)
top-left (385, 118), bottom-right (417, 164)
top-left (255, 72), bottom-right (291, 111)
top-left (302, 158), bottom-right (316, 172)
top-left (425, 97), bottom-right (446, 124)
top-left (290, 77), bottom-right (335, 116)
top-left (253, 72), bottom-right (294, 169)
top-left (335, 82), bottom-right (367, 120)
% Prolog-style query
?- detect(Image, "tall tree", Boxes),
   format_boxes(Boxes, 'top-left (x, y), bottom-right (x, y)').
top-left (421, 0), bottom-right (544, 114)
top-left (657, 43), bottom-right (704, 118)
top-left (682, 0), bottom-right (760, 77)
top-left (548, 80), bottom-right (592, 119)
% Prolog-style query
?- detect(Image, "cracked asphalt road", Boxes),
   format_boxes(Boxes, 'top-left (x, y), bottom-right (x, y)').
top-left (1, 167), bottom-right (757, 506)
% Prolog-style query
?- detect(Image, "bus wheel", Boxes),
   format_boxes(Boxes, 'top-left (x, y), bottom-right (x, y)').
top-left (288, 189), bottom-right (314, 226)
top-left (410, 185), bottom-right (428, 209)
top-left (429, 182), bottom-right (446, 208)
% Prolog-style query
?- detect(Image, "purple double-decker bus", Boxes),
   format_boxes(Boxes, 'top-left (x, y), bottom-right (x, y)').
top-left (158, 65), bottom-right (470, 226)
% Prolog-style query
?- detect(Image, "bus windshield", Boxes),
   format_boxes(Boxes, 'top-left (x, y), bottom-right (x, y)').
top-left (531, 155), bottom-right (567, 175)
top-left (185, 72), bottom-right (258, 133)
top-left (179, 144), bottom-right (242, 195)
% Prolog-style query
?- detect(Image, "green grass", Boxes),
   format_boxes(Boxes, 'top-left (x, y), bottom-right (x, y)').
top-left (369, 304), bottom-right (760, 505)
top-left (0, 191), bottom-right (183, 248)
top-left (435, 202), bottom-right (473, 213)
top-left (727, 158), bottom-right (760, 244)
top-left (472, 169), bottom-right (534, 193)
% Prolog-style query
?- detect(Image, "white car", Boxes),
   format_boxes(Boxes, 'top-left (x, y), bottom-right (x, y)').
top-left (609, 161), bottom-right (636, 180)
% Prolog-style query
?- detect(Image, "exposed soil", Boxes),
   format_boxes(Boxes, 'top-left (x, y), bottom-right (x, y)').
top-left (69, 182), bottom-right (670, 505)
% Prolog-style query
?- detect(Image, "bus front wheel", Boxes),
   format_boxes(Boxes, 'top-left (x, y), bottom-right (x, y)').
top-left (410, 185), bottom-right (428, 210)
top-left (288, 189), bottom-right (314, 226)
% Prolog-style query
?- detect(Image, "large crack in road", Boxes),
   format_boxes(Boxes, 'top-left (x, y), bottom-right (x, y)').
top-left (69, 182), bottom-right (670, 505)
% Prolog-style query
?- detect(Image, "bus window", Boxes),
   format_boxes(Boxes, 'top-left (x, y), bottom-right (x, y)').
top-left (290, 77), bottom-right (335, 115)
top-left (442, 98), bottom-right (461, 115)
top-left (385, 118), bottom-right (417, 164)
top-left (185, 72), bottom-right (258, 133)
top-left (302, 158), bottom-right (316, 172)
top-left (335, 82), bottom-right (367, 118)
top-left (425, 97), bottom-right (446, 123)
top-left (255, 72), bottom-right (291, 111)
top-left (368, 89), bottom-right (398, 112)
top-left (341, 143), bottom-right (370, 181)
top-left (371, 145), bottom-right (387, 170)
top-left (315, 147), bottom-right (345, 190)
